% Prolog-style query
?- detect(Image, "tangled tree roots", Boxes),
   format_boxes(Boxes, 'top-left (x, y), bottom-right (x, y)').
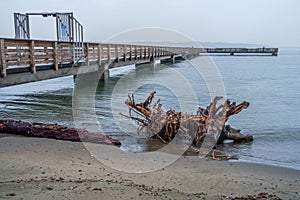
top-left (121, 91), bottom-right (253, 159)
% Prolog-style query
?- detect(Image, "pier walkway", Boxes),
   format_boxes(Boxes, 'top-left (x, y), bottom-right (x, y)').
top-left (0, 38), bottom-right (278, 88)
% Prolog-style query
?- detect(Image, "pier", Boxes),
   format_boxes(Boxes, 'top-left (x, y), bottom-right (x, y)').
top-left (0, 12), bottom-right (278, 88)
top-left (0, 38), bottom-right (279, 88)
top-left (0, 38), bottom-right (196, 87)
top-left (204, 47), bottom-right (278, 56)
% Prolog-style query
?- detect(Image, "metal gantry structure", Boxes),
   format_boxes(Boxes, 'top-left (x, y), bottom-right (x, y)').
top-left (14, 12), bottom-right (84, 61)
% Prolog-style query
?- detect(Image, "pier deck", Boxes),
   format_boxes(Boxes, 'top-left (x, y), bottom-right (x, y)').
top-left (0, 38), bottom-right (278, 88)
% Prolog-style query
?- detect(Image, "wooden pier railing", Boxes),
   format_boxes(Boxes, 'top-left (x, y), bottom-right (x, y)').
top-left (0, 38), bottom-right (184, 78)
top-left (0, 38), bottom-right (278, 85)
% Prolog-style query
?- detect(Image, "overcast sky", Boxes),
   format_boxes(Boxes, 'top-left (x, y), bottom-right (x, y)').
top-left (0, 0), bottom-right (299, 47)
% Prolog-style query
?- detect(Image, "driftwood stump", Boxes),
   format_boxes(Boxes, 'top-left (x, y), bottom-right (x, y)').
top-left (122, 91), bottom-right (253, 159)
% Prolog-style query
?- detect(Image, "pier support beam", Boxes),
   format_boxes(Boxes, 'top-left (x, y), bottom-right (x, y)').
top-left (160, 55), bottom-right (176, 64)
top-left (135, 61), bottom-right (155, 69)
top-left (99, 63), bottom-right (110, 81)
top-left (74, 65), bottom-right (109, 84)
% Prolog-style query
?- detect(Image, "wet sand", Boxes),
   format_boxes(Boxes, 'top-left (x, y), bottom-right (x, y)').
top-left (0, 135), bottom-right (299, 199)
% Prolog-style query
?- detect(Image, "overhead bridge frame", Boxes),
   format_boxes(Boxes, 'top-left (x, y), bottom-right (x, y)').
top-left (14, 12), bottom-right (84, 62)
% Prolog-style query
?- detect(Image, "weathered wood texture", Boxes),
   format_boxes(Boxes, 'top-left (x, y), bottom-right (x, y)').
top-left (0, 38), bottom-right (173, 78)
top-left (0, 120), bottom-right (121, 145)
top-left (123, 91), bottom-right (252, 147)
top-left (0, 38), bottom-right (278, 80)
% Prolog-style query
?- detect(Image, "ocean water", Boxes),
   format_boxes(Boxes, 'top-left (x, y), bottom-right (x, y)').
top-left (0, 48), bottom-right (300, 170)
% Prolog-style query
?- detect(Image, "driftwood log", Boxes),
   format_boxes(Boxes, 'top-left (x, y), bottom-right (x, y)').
top-left (122, 91), bottom-right (253, 159)
top-left (0, 120), bottom-right (121, 146)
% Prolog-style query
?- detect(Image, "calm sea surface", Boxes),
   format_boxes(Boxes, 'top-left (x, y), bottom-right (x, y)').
top-left (1, 48), bottom-right (300, 170)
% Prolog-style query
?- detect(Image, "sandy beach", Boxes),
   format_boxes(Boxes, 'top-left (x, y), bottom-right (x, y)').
top-left (0, 134), bottom-right (299, 200)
